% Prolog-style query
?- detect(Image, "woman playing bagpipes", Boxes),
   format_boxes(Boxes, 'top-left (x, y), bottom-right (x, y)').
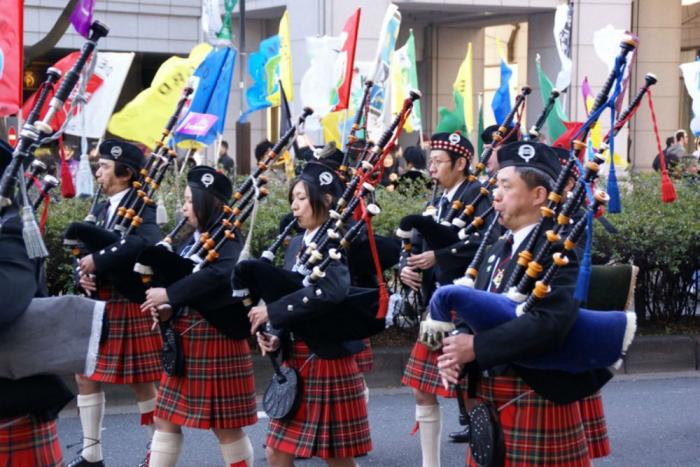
top-left (246, 161), bottom-right (372, 466)
top-left (142, 167), bottom-right (257, 467)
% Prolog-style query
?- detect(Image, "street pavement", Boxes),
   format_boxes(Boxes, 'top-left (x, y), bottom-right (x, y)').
top-left (57, 372), bottom-right (700, 466)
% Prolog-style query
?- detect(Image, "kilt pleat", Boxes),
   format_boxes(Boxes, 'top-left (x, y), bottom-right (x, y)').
top-left (90, 286), bottom-right (162, 384)
top-left (266, 340), bottom-right (372, 459)
top-left (0, 416), bottom-right (62, 467)
top-left (402, 341), bottom-right (456, 398)
top-left (578, 392), bottom-right (610, 458)
top-left (354, 339), bottom-right (374, 373)
top-left (154, 311), bottom-right (258, 430)
top-left (467, 375), bottom-right (591, 467)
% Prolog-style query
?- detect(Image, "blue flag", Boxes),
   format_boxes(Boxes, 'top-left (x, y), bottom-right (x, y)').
top-left (491, 59), bottom-right (512, 124)
top-left (241, 35), bottom-right (281, 122)
top-left (174, 47), bottom-right (236, 147)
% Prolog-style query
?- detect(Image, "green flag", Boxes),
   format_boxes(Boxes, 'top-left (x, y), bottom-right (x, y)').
top-left (535, 54), bottom-right (567, 141)
top-left (435, 91), bottom-right (467, 134)
top-left (477, 93), bottom-right (484, 156)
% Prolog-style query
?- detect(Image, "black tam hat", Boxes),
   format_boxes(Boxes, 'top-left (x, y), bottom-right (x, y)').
top-left (497, 141), bottom-right (561, 181)
top-left (187, 166), bottom-right (232, 202)
top-left (99, 139), bottom-right (145, 174)
top-left (298, 161), bottom-right (344, 198)
top-left (0, 139), bottom-right (12, 176)
top-left (481, 124), bottom-right (520, 145)
top-left (430, 131), bottom-right (474, 162)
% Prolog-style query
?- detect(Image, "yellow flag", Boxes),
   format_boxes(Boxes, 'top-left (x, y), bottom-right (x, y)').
top-left (107, 43), bottom-right (212, 149)
top-left (584, 93), bottom-right (627, 168)
top-left (268, 11), bottom-right (293, 107)
top-left (454, 42), bottom-right (474, 133)
top-left (321, 111), bottom-right (343, 147)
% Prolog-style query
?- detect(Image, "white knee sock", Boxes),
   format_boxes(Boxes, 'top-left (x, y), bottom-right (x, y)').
top-left (219, 436), bottom-right (254, 467)
top-left (77, 392), bottom-right (105, 462)
top-left (137, 397), bottom-right (157, 438)
top-left (149, 431), bottom-right (183, 467)
top-left (362, 377), bottom-right (370, 404)
top-left (416, 404), bottom-right (442, 467)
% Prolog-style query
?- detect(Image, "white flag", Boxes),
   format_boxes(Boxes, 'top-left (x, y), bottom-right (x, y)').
top-left (680, 61), bottom-right (700, 136)
top-left (201, 0), bottom-right (223, 45)
top-left (300, 34), bottom-right (346, 129)
top-left (553, 2), bottom-right (573, 91)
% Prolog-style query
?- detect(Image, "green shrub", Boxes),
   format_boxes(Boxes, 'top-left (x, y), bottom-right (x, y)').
top-left (593, 174), bottom-right (700, 323)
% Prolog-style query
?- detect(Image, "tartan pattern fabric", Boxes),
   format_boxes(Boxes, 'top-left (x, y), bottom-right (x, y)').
top-left (467, 375), bottom-right (591, 467)
top-left (155, 310), bottom-right (257, 429)
top-left (354, 339), bottom-right (374, 373)
top-left (578, 392), bottom-right (610, 458)
top-left (402, 341), bottom-right (457, 398)
top-left (0, 416), bottom-right (62, 467)
top-left (90, 285), bottom-right (163, 384)
top-left (267, 340), bottom-right (372, 459)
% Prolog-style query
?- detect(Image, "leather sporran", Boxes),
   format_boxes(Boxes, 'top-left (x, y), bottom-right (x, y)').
top-left (160, 321), bottom-right (185, 377)
top-left (262, 355), bottom-right (301, 420)
top-left (468, 401), bottom-right (505, 467)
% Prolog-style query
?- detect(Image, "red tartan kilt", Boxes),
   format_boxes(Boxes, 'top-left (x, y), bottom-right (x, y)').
top-left (578, 392), bottom-right (610, 458)
top-left (155, 310), bottom-right (258, 430)
top-left (354, 339), bottom-right (374, 373)
top-left (90, 285), bottom-right (163, 384)
top-left (0, 416), bottom-right (62, 467)
top-left (467, 376), bottom-right (590, 467)
top-left (402, 341), bottom-right (456, 398)
top-left (267, 340), bottom-right (372, 459)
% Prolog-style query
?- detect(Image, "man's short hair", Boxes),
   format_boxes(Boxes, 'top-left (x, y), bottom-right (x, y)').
top-left (665, 136), bottom-right (674, 147)
top-left (675, 130), bottom-right (687, 143)
top-left (221, 140), bottom-right (229, 150)
top-left (513, 166), bottom-right (554, 192)
top-left (254, 139), bottom-right (273, 162)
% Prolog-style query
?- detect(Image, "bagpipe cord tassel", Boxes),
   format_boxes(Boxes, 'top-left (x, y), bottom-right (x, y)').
top-left (647, 90), bottom-right (677, 203)
top-left (574, 209), bottom-right (594, 302)
top-left (605, 59), bottom-right (624, 213)
top-left (360, 197), bottom-right (389, 319)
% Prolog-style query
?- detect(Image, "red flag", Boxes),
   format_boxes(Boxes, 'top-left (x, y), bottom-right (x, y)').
top-left (0, 1), bottom-right (23, 116)
top-left (21, 51), bottom-right (104, 132)
top-left (330, 8), bottom-right (361, 112)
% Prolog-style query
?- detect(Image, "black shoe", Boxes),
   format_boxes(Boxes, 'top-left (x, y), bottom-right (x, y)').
top-left (449, 425), bottom-right (471, 443)
top-left (66, 456), bottom-right (105, 467)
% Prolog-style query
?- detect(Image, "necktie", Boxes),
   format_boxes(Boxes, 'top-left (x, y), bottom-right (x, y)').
top-left (438, 196), bottom-right (450, 221)
top-left (489, 233), bottom-right (514, 292)
top-left (180, 239), bottom-right (195, 258)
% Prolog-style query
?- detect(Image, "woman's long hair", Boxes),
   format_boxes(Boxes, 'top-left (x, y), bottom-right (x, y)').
top-left (288, 178), bottom-right (335, 226)
top-left (190, 185), bottom-right (224, 232)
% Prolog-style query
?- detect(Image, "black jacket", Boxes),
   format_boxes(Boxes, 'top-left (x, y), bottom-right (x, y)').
top-left (472, 228), bottom-right (612, 404)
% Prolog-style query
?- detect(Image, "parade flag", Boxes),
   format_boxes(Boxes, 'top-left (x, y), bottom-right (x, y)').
top-left (582, 76), bottom-right (626, 168)
top-left (108, 43), bottom-right (211, 148)
top-left (491, 42), bottom-right (513, 125)
top-left (366, 3), bottom-right (401, 141)
top-left (593, 25), bottom-right (638, 113)
top-left (553, 1), bottom-right (573, 91)
top-left (390, 29), bottom-right (421, 133)
top-left (241, 11), bottom-right (292, 121)
top-left (477, 93), bottom-right (484, 155)
top-left (21, 51), bottom-right (105, 132)
top-left (202, 0), bottom-right (237, 47)
top-left (436, 42), bottom-right (472, 134)
top-left (330, 8), bottom-right (361, 112)
top-left (64, 52), bottom-right (134, 138)
top-left (300, 34), bottom-right (346, 123)
top-left (174, 47), bottom-right (236, 148)
top-left (0, 1), bottom-right (23, 117)
top-left (70, 0), bottom-right (95, 38)
top-left (535, 53), bottom-right (567, 141)
top-left (278, 81), bottom-right (297, 179)
top-left (680, 60), bottom-right (700, 136)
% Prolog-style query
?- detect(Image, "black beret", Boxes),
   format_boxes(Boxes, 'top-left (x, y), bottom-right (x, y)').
top-left (98, 139), bottom-right (145, 174)
top-left (297, 161), bottom-right (344, 198)
top-left (497, 141), bottom-right (561, 181)
top-left (481, 124), bottom-right (520, 145)
top-left (430, 131), bottom-right (474, 161)
top-left (187, 165), bottom-right (232, 202)
top-left (550, 146), bottom-right (581, 179)
top-left (403, 146), bottom-right (426, 170)
top-left (0, 139), bottom-right (12, 176)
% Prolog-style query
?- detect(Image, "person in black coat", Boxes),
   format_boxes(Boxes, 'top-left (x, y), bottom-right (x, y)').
top-left (437, 142), bottom-right (612, 465)
top-left (142, 166), bottom-right (257, 467)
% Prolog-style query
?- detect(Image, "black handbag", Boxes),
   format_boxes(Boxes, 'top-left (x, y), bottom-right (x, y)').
top-left (160, 320), bottom-right (185, 377)
top-left (262, 354), bottom-right (302, 420)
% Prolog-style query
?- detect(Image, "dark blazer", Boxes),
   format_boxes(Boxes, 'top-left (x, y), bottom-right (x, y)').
top-left (472, 228), bottom-right (612, 404)
top-left (268, 234), bottom-right (365, 359)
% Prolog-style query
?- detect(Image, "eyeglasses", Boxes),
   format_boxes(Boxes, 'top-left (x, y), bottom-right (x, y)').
top-left (428, 158), bottom-right (451, 167)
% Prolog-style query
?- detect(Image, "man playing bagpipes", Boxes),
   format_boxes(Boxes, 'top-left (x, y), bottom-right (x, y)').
top-left (69, 140), bottom-right (163, 467)
top-left (433, 141), bottom-right (615, 466)
top-left (398, 131), bottom-right (496, 467)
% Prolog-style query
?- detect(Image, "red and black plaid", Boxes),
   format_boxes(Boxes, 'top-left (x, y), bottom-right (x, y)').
top-left (155, 310), bottom-right (257, 429)
top-left (402, 341), bottom-right (457, 398)
top-left (90, 285), bottom-right (163, 384)
top-left (354, 339), bottom-right (374, 373)
top-left (0, 415), bottom-right (62, 466)
top-left (467, 375), bottom-right (590, 467)
top-left (578, 392), bottom-right (610, 458)
top-left (267, 340), bottom-right (372, 459)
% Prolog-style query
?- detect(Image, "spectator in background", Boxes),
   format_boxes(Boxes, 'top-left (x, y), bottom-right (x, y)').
top-left (217, 140), bottom-right (235, 176)
top-left (398, 145), bottom-right (430, 195)
top-left (254, 139), bottom-right (273, 164)
top-left (653, 136), bottom-right (680, 172)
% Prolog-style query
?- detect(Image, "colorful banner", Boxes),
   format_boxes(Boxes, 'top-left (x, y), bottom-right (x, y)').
top-left (0, 1), bottom-right (23, 117)
top-left (390, 29), bottom-right (421, 133)
top-left (300, 34), bottom-right (346, 124)
top-left (491, 58), bottom-right (513, 125)
top-left (535, 53), bottom-right (567, 142)
top-left (70, 0), bottom-right (95, 38)
top-left (593, 25), bottom-right (638, 113)
top-left (107, 43), bottom-right (211, 148)
top-left (680, 60), bottom-right (700, 136)
top-left (330, 8), bottom-right (361, 113)
top-left (269, 11), bottom-right (292, 107)
top-left (202, 0), bottom-right (238, 47)
top-left (553, 1), bottom-right (573, 91)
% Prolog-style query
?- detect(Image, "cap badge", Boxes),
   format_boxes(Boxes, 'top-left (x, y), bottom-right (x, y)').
top-left (449, 133), bottom-right (461, 145)
top-left (518, 144), bottom-right (536, 163)
top-left (110, 146), bottom-right (123, 158)
top-left (201, 173), bottom-right (215, 187)
top-left (319, 171), bottom-right (332, 186)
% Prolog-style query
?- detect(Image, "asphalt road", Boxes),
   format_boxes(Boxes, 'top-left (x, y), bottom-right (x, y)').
top-left (56, 372), bottom-right (700, 466)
